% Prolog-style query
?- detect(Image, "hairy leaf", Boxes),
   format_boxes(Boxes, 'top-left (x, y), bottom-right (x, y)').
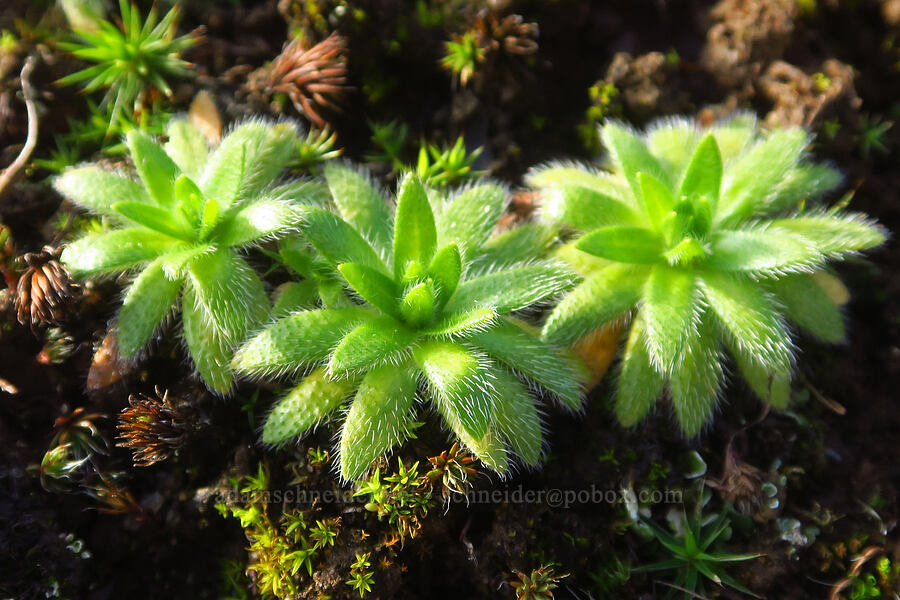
top-left (422, 307), bottom-right (497, 338)
top-left (670, 317), bottom-right (722, 436)
top-left (602, 122), bottom-right (671, 201)
top-left (233, 308), bottom-right (371, 377)
top-left (262, 367), bottom-right (357, 444)
top-left (297, 206), bottom-right (389, 274)
top-left (126, 130), bottom-right (181, 207)
top-left (61, 228), bottom-right (175, 275)
top-left (215, 200), bottom-right (299, 247)
top-left (414, 340), bottom-right (494, 439)
top-left (446, 263), bottom-right (573, 314)
top-left (639, 172), bottom-right (676, 230)
top-left (642, 266), bottom-right (697, 371)
top-left (576, 226), bottom-right (664, 264)
top-left (164, 119), bottom-right (209, 180)
top-left (489, 366), bottom-right (543, 466)
top-left (54, 168), bottom-right (151, 219)
top-left (706, 227), bottom-right (823, 274)
top-left (436, 184), bottom-right (506, 257)
top-left (767, 213), bottom-right (886, 257)
top-left (678, 133), bottom-right (722, 211)
top-left (183, 250), bottom-right (269, 393)
top-left (471, 318), bottom-right (586, 411)
top-left (767, 273), bottom-right (845, 342)
top-left (112, 201), bottom-right (195, 241)
top-left (324, 164), bottom-right (393, 259)
top-left (427, 243), bottom-right (462, 307)
top-left (338, 262), bottom-right (401, 319)
top-left (339, 364), bottom-right (418, 480)
top-left (700, 271), bottom-right (793, 371)
top-left (615, 315), bottom-right (665, 427)
top-left (117, 258), bottom-right (182, 357)
top-left (393, 173), bottom-right (437, 277)
top-left (542, 264), bottom-right (649, 345)
top-left (329, 317), bottom-right (418, 373)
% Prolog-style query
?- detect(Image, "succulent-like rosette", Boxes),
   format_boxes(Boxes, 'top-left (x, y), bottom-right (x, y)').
top-left (531, 115), bottom-right (886, 435)
top-left (56, 119), bottom-right (306, 393)
top-left (233, 166), bottom-right (586, 480)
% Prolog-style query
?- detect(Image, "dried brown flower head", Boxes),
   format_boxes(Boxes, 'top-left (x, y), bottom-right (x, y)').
top-left (15, 245), bottom-right (78, 329)
top-left (117, 387), bottom-right (193, 467)
top-left (246, 32), bottom-right (348, 128)
top-left (479, 13), bottom-right (539, 57)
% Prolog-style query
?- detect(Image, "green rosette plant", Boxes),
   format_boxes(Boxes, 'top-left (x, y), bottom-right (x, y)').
top-left (530, 114), bottom-right (886, 435)
top-left (232, 166), bottom-right (586, 480)
top-left (56, 119), bottom-right (305, 393)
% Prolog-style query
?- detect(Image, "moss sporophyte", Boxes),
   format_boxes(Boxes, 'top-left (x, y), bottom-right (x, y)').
top-left (530, 114), bottom-right (886, 436)
top-left (232, 167), bottom-right (588, 480)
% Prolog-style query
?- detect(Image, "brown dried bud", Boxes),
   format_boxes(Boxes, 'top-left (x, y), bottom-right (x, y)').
top-left (117, 388), bottom-right (193, 467)
top-left (245, 32), bottom-right (349, 128)
top-left (15, 246), bottom-right (78, 329)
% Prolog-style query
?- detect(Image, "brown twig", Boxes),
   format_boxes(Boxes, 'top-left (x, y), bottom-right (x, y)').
top-left (0, 55), bottom-right (39, 200)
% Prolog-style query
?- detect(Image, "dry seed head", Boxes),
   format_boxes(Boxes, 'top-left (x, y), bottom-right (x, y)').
top-left (15, 246), bottom-right (79, 329)
top-left (247, 32), bottom-right (349, 128)
top-left (117, 387), bottom-right (193, 467)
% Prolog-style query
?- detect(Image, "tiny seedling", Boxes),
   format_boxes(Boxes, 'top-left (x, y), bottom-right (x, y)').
top-left (532, 114), bottom-right (886, 435)
top-left (58, 0), bottom-right (197, 128)
top-left (634, 507), bottom-right (761, 599)
top-left (233, 165), bottom-right (585, 479)
top-left (57, 119), bottom-right (305, 393)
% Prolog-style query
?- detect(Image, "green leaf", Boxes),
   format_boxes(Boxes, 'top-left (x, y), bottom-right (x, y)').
top-left (678, 133), bottom-right (722, 211)
top-left (469, 223), bottom-right (557, 273)
top-left (642, 266), bottom-right (697, 371)
top-left (646, 118), bottom-right (700, 179)
top-left (542, 264), bottom-right (649, 345)
top-left (324, 164), bottom-right (393, 259)
top-left (767, 273), bottom-right (844, 342)
top-left (436, 183), bottom-right (506, 257)
top-left (536, 181), bottom-right (645, 231)
top-left (527, 164), bottom-right (630, 203)
top-left (61, 228), bottom-right (175, 275)
top-left (422, 307), bottom-right (496, 338)
top-left (615, 314), bottom-right (665, 427)
top-left (214, 200), bottom-right (299, 247)
top-left (173, 174), bottom-right (205, 225)
top-left (111, 201), bottom-right (195, 241)
top-left (767, 213), bottom-right (886, 257)
top-left (399, 280), bottom-right (436, 327)
top-left (262, 367), bottom-right (357, 444)
top-left (601, 122), bottom-right (670, 201)
top-left (489, 366), bottom-right (543, 466)
top-left (638, 172), bottom-right (675, 230)
top-left (116, 258), bottom-right (183, 357)
top-left (183, 250), bottom-right (269, 393)
top-left (700, 270), bottom-right (793, 372)
top-left (427, 243), bottom-right (462, 307)
top-left (329, 317), bottom-right (418, 373)
top-left (297, 206), bottom-right (389, 274)
top-left (272, 280), bottom-right (319, 317)
top-left (456, 428), bottom-right (509, 473)
top-left (732, 347), bottom-right (791, 409)
top-left (126, 130), bottom-right (181, 207)
top-left (393, 173), bottom-right (437, 277)
top-left (232, 308), bottom-right (372, 377)
top-left (414, 340), bottom-right (493, 439)
top-left (338, 263), bottom-right (401, 319)
top-left (339, 364), bottom-right (418, 480)
top-left (575, 226), bottom-right (664, 264)
top-left (200, 122), bottom-right (298, 209)
top-left (767, 163), bottom-right (842, 212)
top-left (54, 167), bottom-right (152, 219)
top-left (706, 227), bottom-right (822, 274)
top-left (164, 119), bottom-right (209, 180)
top-left (471, 318), bottom-right (586, 411)
top-left (446, 263), bottom-right (573, 314)
top-left (716, 128), bottom-right (807, 225)
top-left (669, 316), bottom-right (722, 436)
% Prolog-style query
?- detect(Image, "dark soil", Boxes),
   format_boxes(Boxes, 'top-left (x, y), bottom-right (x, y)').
top-left (1, 0), bottom-right (899, 598)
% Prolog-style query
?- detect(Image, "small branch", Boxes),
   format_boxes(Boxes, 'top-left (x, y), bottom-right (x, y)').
top-left (0, 55), bottom-right (40, 200)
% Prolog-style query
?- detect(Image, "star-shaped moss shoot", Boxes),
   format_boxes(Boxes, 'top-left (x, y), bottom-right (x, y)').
top-left (56, 119), bottom-right (306, 393)
top-left (530, 114), bottom-right (886, 435)
top-left (232, 166), bottom-right (587, 480)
